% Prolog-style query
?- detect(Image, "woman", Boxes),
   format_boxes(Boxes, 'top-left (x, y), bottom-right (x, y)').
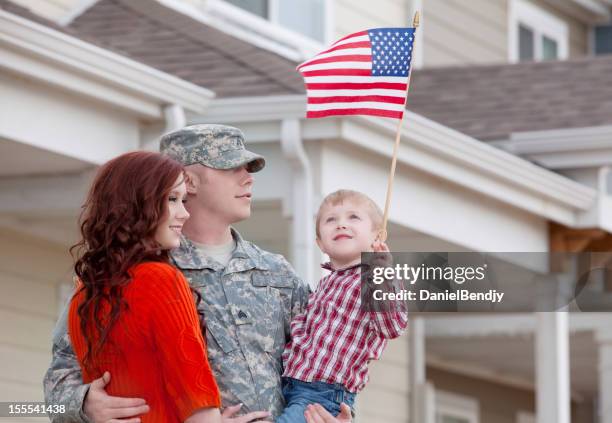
top-left (67, 151), bottom-right (221, 423)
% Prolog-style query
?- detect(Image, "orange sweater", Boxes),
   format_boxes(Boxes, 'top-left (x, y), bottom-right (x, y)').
top-left (68, 262), bottom-right (221, 423)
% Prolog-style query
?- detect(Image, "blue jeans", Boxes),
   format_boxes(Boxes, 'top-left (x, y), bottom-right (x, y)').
top-left (276, 378), bottom-right (356, 423)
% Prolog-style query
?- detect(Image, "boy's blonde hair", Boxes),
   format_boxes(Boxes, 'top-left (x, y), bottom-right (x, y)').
top-left (315, 189), bottom-right (383, 238)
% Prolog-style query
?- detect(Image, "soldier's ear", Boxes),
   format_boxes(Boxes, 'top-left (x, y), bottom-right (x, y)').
top-left (183, 168), bottom-right (198, 194)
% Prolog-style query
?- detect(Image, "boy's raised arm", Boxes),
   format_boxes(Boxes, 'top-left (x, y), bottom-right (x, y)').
top-left (43, 303), bottom-right (91, 423)
top-left (368, 242), bottom-right (408, 339)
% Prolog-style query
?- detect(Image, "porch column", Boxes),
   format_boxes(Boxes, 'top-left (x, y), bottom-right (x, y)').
top-left (596, 326), bottom-right (612, 423)
top-left (411, 317), bottom-right (435, 423)
top-left (535, 312), bottom-right (570, 423)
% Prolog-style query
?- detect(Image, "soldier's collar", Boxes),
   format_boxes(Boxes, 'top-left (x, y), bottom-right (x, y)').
top-left (230, 228), bottom-right (249, 259)
top-left (321, 261), bottom-right (362, 273)
top-left (171, 229), bottom-right (269, 271)
top-left (227, 228), bottom-right (270, 272)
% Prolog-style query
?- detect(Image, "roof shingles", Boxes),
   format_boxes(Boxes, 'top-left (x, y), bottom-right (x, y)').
top-left (409, 56), bottom-right (612, 140)
top-left (67, 0), bottom-right (305, 98)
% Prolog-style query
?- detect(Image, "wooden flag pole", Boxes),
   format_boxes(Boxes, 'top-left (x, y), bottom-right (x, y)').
top-left (380, 11), bottom-right (420, 242)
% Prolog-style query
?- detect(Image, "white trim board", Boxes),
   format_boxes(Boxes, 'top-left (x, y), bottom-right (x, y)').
top-left (196, 95), bottom-right (597, 228)
top-left (493, 125), bottom-right (612, 170)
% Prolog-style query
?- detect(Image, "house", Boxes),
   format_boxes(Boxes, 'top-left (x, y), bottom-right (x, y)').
top-left (1, 1), bottom-right (612, 422)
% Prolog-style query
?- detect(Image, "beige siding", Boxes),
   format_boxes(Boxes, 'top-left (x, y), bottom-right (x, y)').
top-left (358, 334), bottom-right (410, 423)
top-left (335, 0), bottom-right (590, 68)
top-left (0, 228), bottom-right (72, 402)
top-left (335, 0), bottom-right (411, 39)
top-left (424, 0), bottom-right (508, 67)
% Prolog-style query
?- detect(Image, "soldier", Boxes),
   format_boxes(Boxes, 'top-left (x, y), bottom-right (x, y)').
top-left (44, 124), bottom-right (316, 422)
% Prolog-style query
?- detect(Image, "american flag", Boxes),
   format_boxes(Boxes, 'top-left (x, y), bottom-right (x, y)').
top-left (297, 28), bottom-right (416, 120)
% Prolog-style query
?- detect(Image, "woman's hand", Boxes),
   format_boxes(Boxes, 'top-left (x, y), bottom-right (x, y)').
top-left (84, 372), bottom-right (150, 423)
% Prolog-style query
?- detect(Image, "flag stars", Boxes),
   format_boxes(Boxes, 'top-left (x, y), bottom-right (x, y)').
top-left (363, 28), bottom-right (414, 77)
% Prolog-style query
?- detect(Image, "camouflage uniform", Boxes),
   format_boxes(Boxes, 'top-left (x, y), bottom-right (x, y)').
top-left (43, 124), bottom-right (310, 421)
top-left (173, 231), bottom-right (309, 417)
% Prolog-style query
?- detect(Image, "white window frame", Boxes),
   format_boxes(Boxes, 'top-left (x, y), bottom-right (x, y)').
top-left (508, 0), bottom-right (569, 62)
top-left (435, 390), bottom-right (480, 423)
top-left (213, 0), bottom-right (332, 45)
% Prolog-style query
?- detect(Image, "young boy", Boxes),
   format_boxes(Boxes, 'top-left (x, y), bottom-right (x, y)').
top-left (277, 189), bottom-right (408, 423)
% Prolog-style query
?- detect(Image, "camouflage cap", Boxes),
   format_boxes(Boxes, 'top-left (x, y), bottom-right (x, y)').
top-left (160, 124), bottom-right (265, 173)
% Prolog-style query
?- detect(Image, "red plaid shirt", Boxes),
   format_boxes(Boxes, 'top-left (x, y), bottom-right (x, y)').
top-left (282, 263), bottom-right (408, 393)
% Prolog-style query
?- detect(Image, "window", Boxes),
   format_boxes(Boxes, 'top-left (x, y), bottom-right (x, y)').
top-left (436, 391), bottom-right (479, 423)
top-left (509, 0), bottom-right (569, 62)
top-left (519, 24), bottom-right (535, 60)
top-left (224, 0), bottom-right (326, 42)
top-left (595, 24), bottom-right (612, 55)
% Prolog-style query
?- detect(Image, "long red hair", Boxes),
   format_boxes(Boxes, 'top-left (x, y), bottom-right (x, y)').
top-left (71, 151), bottom-right (185, 372)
